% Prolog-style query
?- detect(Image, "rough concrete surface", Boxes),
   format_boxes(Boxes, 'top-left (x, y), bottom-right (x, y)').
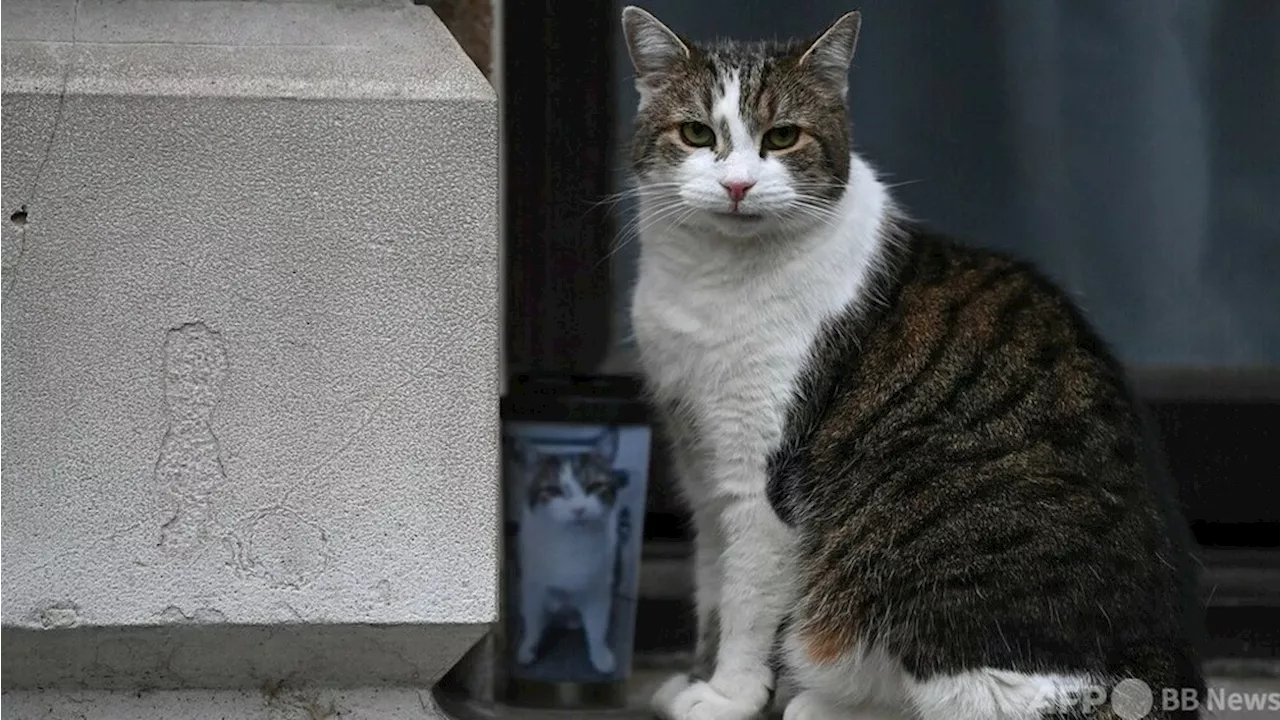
top-left (2, 686), bottom-right (453, 719)
top-left (1, 0), bottom-right (499, 697)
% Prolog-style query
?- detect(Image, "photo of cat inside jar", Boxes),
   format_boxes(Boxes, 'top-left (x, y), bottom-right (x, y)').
top-left (502, 423), bottom-right (652, 683)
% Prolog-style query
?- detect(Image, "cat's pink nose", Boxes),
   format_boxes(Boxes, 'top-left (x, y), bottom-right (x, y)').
top-left (722, 181), bottom-right (755, 203)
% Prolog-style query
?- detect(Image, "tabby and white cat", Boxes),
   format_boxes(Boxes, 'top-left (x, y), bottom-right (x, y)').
top-left (622, 7), bottom-right (1203, 720)
top-left (514, 431), bottom-right (623, 675)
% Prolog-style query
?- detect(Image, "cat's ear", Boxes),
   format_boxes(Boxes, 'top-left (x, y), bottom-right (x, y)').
top-left (798, 11), bottom-right (862, 95)
top-left (592, 429), bottom-right (619, 465)
top-left (621, 6), bottom-right (690, 82)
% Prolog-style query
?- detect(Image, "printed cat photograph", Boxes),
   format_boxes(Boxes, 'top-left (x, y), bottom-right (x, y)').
top-left (621, 6), bottom-right (1205, 720)
top-left (503, 424), bottom-right (652, 683)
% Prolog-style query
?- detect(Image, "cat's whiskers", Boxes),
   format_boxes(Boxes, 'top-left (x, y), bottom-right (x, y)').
top-left (596, 197), bottom-right (697, 270)
top-left (613, 196), bottom-right (685, 241)
top-left (583, 182), bottom-right (688, 215)
top-left (778, 196), bottom-right (845, 236)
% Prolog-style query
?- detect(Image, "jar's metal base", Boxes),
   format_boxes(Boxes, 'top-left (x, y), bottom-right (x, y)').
top-left (434, 682), bottom-right (650, 719)
top-left (434, 667), bottom-right (676, 718)
top-left (503, 679), bottom-right (628, 710)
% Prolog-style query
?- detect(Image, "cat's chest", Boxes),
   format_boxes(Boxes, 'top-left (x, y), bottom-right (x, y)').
top-left (520, 515), bottom-right (614, 584)
top-left (633, 271), bottom-right (831, 457)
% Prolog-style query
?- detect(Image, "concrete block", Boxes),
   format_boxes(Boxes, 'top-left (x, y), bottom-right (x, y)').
top-left (2, 0), bottom-right (498, 693)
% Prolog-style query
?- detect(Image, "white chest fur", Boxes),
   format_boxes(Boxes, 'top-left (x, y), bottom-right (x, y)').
top-left (631, 156), bottom-right (890, 501)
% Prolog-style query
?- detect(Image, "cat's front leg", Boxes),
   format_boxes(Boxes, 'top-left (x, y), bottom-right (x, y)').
top-left (691, 503), bottom-right (725, 679)
top-left (580, 584), bottom-right (617, 674)
top-left (654, 508), bottom-right (724, 717)
top-left (652, 442), bottom-right (722, 702)
top-left (659, 493), bottom-right (793, 720)
top-left (516, 583), bottom-right (547, 665)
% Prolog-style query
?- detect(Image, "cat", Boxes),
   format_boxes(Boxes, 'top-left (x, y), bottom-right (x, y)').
top-left (621, 7), bottom-right (1204, 720)
top-left (513, 430), bottom-right (624, 676)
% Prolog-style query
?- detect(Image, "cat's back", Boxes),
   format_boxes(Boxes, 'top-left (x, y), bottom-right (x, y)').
top-left (783, 225), bottom-right (1149, 526)
top-left (775, 224), bottom-right (1202, 687)
top-left (808, 224), bottom-right (1132, 447)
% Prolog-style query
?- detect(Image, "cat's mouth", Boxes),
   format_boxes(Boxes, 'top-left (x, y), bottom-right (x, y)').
top-left (712, 210), bottom-right (764, 221)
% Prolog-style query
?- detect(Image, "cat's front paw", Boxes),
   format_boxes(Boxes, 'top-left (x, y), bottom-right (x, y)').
top-left (782, 693), bottom-right (837, 720)
top-left (651, 673), bottom-right (693, 719)
top-left (588, 645), bottom-right (616, 675)
top-left (654, 677), bottom-right (762, 720)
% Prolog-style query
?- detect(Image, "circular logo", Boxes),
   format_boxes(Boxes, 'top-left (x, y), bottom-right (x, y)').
top-left (1111, 678), bottom-right (1154, 720)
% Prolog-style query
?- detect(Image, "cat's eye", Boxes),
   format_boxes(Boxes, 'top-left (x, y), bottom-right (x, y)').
top-left (763, 125), bottom-right (801, 151)
top-left (679, 122), bottom-right (716, 148)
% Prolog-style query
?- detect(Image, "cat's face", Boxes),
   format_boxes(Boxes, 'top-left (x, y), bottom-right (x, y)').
top-left (525, 452), bottom-right (621, 527)
top-left (623, 7), bottom-right (862, 239)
